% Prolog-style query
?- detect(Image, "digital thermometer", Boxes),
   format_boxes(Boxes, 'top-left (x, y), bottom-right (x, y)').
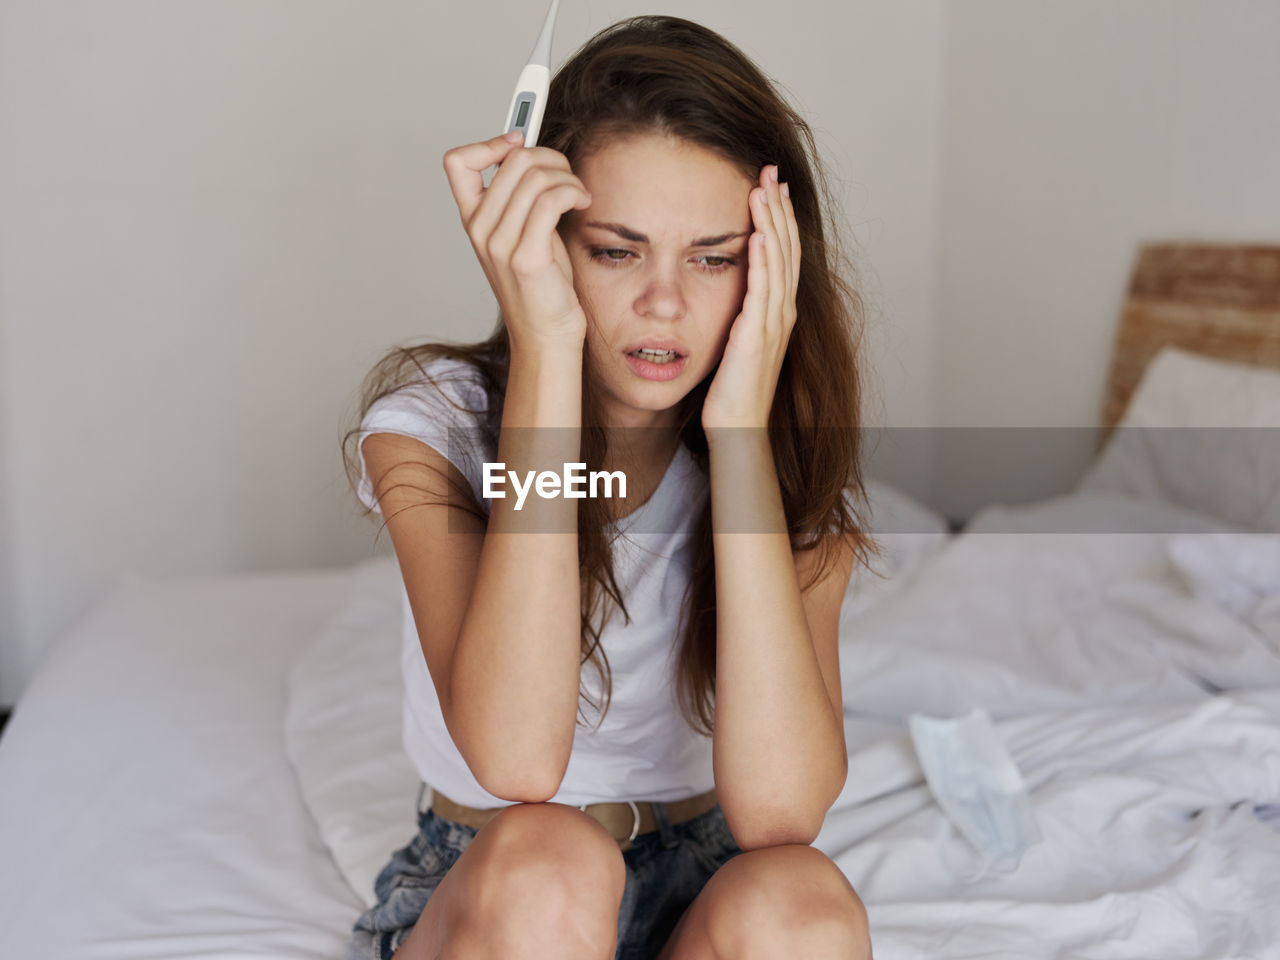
top-left (503, 0), bottom-right (559, 147)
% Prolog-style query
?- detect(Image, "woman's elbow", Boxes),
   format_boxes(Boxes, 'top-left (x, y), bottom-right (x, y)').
top-left (467, 751), bottom-right (568, 805)
top-left (478, 774), bottom-right (562, 805)
top-left (726, 806), bottom-right (826, 852)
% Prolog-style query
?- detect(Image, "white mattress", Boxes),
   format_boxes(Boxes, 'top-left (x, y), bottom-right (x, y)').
top-left (0, 569), bottom-right (369, 960)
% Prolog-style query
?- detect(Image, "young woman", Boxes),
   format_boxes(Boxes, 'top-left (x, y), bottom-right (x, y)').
top-left (343, 15), bottom-right (875, 960)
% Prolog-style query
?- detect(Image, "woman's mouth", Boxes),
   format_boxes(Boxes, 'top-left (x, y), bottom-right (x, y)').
top-left (631, 348), bottom-right (680, 364)
top-left (625, 348), bottom-right (687, 381)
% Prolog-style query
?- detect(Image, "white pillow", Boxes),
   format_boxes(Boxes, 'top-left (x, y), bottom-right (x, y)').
top-left (283, 556), bottom-right (419, 908)
top-left (859, 479), bottom-right (951, 569)
top-left (1078, 346), bottom-right (1280, 531)
top-left (844, 480), bottom-right (951, 620)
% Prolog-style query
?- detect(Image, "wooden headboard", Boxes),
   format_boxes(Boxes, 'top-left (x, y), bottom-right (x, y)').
top-left (1100, 243), bottom-right (1280, 437)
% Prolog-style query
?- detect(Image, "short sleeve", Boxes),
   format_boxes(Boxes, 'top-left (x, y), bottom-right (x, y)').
top-left (354, 357), bottom-right (495, 516)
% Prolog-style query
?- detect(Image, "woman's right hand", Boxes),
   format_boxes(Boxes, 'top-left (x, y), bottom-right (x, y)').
top-left (443, 132), bottom-right (592, 348)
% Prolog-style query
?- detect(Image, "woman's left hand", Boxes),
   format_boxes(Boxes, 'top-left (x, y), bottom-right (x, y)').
top-left (701, 164), bottom-right (801, 431)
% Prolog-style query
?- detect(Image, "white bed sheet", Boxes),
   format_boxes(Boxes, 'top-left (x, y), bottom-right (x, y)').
top-left (3, 491), bottom-right (1278, 959)
top-left (0, 569), bottom-right (369, 960)
top-left (822, 492), bottom-right (1280, 958)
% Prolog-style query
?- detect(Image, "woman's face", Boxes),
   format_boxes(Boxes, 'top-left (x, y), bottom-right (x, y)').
top-left (561, 133), bottom-right (754, 431)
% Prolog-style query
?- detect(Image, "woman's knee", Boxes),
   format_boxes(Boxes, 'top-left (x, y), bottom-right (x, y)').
top-left (453, 803), bottom-right (626, 949)
top-left (706, 844), bottom-right (870, 960)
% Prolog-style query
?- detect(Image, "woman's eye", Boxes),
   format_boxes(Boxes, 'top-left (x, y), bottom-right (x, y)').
top-left (696, 255), bottom-right (736, 272)
top-left (589, 247), bottom-right (633, 266)
top-left (587, 248), bottom-right (737, 273)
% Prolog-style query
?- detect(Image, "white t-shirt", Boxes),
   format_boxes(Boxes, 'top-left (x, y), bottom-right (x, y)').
top-left (355, 356), bottom-right (714, 807)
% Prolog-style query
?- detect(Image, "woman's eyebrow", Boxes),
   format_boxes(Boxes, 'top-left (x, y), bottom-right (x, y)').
top-left (583, 221), bottom-right (750, 247)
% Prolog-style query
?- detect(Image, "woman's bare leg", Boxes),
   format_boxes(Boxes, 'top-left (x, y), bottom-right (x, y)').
top-left (655, 844), bottom-right (870, 960)
top-left (390, 802), bottom-right (627, 960)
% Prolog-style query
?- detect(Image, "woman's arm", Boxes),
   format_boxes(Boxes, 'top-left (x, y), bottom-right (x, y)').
top-left (698, 163), bottom-right (852, 849)
top-left (361, 132), bottom-right (594, 803)
top-left (707, 430), bottom-right (855, 851)
top-left (363, 345), bottom-right (584, 803)
top-left (448, 346), bottom-right (586, 800)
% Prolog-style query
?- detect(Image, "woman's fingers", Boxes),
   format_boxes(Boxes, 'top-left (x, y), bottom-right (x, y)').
top-left (753, 177), bottom-right (787, 337)
top-left (740, 230), bottom-right (770, 339)
top-left (441, 134), bottom-right (589, 344)
top-left (781, 182), bottom-right (801, 303)
top-left (442, 132), bottom-right (525, 225)
top-left (468, 146), bottom-right (573, 238)
top-left (487, 167), bottom-right (589, 265)
top-left (756, 166), bottom-right (800, 332)
top-left (769, 170), bottom-right (795, 318)
top-left (512, 180), bottom-right (592, 274)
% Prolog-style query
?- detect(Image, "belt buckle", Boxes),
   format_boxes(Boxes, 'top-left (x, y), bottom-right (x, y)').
top-left (580, 799), bottom-right (641, 846)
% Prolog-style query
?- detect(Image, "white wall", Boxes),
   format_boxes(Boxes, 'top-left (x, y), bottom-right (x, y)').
top-left (7, 0), bottom-right (1278, 706)
top-left (930, 0), bottom-right (1280, 518)
top-left (0, 345), bottom-right (15, 701)
top-left (0, 0), bottom-right (944, 704)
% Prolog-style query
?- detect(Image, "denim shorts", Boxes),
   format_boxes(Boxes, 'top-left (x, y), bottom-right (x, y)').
top-left (344, 786), bottom-right (743, 960)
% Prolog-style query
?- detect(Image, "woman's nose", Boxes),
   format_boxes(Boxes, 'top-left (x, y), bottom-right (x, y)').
top-left (634, 266), bottom-right (687, 320)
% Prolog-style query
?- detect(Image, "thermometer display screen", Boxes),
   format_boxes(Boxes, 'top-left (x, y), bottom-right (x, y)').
top-left (516, 99), bottom-right (531, 127)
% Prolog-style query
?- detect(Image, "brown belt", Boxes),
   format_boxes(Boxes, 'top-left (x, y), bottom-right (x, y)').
top-left (428, 787), bottom-right (719, 852)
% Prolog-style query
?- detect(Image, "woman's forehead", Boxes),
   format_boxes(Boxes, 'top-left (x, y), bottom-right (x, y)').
top-left (572, 133), bottom-right (754, 239)
top-left (577, 132), bottom-right (752, 187)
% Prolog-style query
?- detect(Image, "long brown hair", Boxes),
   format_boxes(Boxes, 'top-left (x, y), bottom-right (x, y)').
top-left (344, 15), bottom-right (873, 735)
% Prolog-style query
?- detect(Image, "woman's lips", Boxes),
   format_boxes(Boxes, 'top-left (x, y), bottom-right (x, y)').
top-left (622, 337), bottom-right (688, 356)
top-left (625, 351), bottom-right (687, 381)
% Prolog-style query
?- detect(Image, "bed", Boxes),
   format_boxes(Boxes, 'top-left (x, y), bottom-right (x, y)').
top-left (1, 243), bottom-right (1278, 959)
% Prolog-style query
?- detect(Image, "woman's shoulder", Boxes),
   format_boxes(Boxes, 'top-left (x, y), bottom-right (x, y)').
top-left (354, 351), bottom-right (499, 514)
top-left (383, 354), bottom-right (493, 412)
top-left (358, 351), bottom-right (499, 467)
top-left (362, 354), bottom-right (494, 430)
